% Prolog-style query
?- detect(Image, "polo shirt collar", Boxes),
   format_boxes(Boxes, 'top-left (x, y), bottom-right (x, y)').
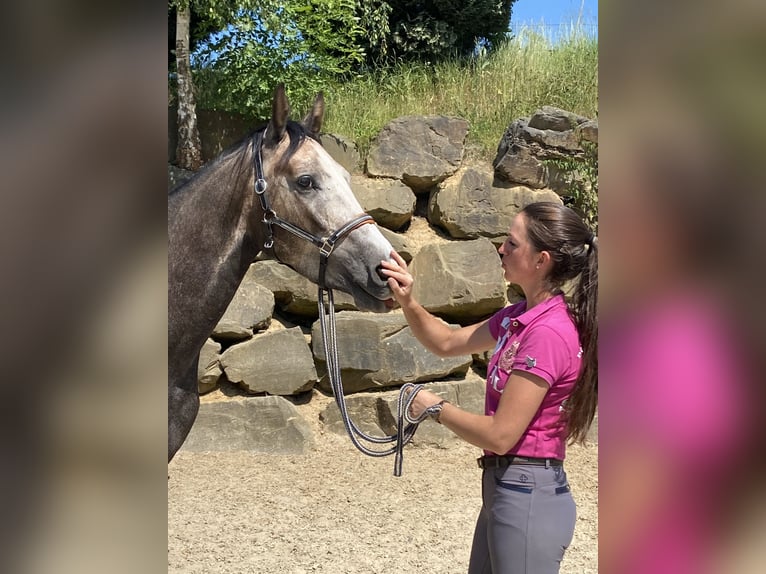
top-left (515, 292), bottom-right (567, 326)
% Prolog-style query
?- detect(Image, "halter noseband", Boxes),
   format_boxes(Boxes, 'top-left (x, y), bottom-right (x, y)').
top-left (252, 130), bottom-right (374, 287)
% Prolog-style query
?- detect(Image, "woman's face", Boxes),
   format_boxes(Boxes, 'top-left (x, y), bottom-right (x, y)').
top-left (497, 213), bottom-right (540, 285)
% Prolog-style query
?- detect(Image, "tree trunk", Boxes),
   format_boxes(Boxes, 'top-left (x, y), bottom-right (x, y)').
top-left (175, 5), bottom-right (203, 171)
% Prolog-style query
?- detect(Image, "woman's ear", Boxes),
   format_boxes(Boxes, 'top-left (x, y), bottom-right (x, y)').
top-left (538, 250), bottom-right (552, 269)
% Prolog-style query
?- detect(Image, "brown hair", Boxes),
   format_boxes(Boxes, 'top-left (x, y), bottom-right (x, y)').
top-left (521, 202), bottom-right (598, 444)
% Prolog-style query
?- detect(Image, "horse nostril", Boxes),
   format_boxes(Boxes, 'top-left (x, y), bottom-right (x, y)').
top-left (375, 264), bottom-right (388, 283)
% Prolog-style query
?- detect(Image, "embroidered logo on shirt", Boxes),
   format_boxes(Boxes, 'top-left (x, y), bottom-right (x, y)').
top-left (525, 355), bottom-right (537, 368)
top-left (498, 340), bottom-right (520, 371)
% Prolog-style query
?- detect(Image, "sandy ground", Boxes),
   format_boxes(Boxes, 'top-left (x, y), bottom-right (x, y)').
top-left (168, 391), bottom-right (598, 573)
top-left (169, 215), bottom-right (597, 572)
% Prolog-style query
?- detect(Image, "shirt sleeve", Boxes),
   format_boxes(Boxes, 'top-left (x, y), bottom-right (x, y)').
top-left (512, 324), bottom-right (571, 387)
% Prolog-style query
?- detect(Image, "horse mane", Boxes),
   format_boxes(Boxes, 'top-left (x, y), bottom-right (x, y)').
top-left (275, 120), bottom-right (317, 169)
top-left (169, 120), bottom-right (316, 198)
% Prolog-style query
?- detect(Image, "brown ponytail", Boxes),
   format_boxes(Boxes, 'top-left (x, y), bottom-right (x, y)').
top-left (521, 202), bottom-right (598, 444)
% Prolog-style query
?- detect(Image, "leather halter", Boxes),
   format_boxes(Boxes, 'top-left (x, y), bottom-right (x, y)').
top-left (252, 129), bottom-right (374, 287)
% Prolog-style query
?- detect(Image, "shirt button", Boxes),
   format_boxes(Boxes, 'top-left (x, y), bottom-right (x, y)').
top-left (512, 321), bottom-right (519, 327)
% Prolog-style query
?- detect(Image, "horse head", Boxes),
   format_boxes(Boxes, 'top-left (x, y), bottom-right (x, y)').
top-left (253, 85), bottom-right (394, 312)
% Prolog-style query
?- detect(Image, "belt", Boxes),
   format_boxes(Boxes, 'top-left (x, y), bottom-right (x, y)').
top-left (477, 455), bottom-right (563, 469)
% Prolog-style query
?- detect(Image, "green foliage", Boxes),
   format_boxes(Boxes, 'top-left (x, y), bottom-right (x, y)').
top-left (546, 142), bottom-right (598, 234)
top-left (322, 25), bottom-right (598, 160)
top-left (355, 0), bottom-right (392, 67)
top-left (358, 0), bottom-right (516, 65)
top-left (171, 0), bottom-right (521, 118)
top-left (183, 0), bottom-right (365, 119)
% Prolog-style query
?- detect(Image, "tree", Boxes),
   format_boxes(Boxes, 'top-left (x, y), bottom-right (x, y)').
top-left (357, 0), bottom-right (517, 66)
top-left (181, 0), bottom-right (365, 118)
top-left (174, 2), bottom-right (203, 171)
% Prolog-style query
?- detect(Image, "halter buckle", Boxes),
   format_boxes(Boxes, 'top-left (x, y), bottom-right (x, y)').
top-left (319, 239), bottom-right (335, 258)
top-left (262, 209), bottom-right (277, 223)
top-left (264, 237), bottom-right (274, 249)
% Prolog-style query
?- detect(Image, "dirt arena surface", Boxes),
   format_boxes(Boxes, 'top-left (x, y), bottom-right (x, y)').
top-left (168, 393), bottom-right (598, 573)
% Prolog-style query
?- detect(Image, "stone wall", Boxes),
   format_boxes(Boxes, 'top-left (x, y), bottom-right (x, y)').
top-left (171, 107), bottom-right (597, 453)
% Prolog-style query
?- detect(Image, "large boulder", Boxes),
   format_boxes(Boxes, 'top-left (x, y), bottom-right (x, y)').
top-left (493, 143), bottom-right (548, 188)
top-left (494, 108), bottom-right (597, 189)
top-left (528, 106), bottom-right (590, 132)
top-left (250, 260), bottom-right (356, 317)
top-left (197, 338), bottom-right (222, 394)
top-left (410, 239), bottom-right (507, 323)
top-left (576, 120), bottom-right (598, 144)
top-left (351, 175), bottom-right (416, 230)
top-left (311, 312), bottom-right (471, 394)
top-left (181, 396), bottom-right (314, 454)
top-left (319, 393), bottom-right (389, 437)
top-left (429, 163), bottom-right (563, 242)
top-left (522, 124), bottom-right (582, 153)
top-left (366, 116), bottom-right (469, 193)
top-left (212, 268), bottom-right (275, 340)
top-left (220, 327), bottom-right (318, 395)
top-left (319, 133), bottom-right (361, 174)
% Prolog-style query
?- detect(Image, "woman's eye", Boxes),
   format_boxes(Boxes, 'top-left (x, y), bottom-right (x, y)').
top-left (296, 175), bottom-right (313, 189)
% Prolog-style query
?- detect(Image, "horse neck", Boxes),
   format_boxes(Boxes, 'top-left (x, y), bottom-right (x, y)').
top-left (168, 144), bottom-right (265, 360)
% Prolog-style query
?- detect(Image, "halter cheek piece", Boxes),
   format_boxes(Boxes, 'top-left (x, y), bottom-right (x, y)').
top-left (252, 130), bottom-right (374, 287)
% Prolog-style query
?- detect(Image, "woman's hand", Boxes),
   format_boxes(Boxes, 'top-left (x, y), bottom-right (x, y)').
top-left (407, 388), bottom-right (443, 419)
top-left (379, 250), bottom-right (414, 307)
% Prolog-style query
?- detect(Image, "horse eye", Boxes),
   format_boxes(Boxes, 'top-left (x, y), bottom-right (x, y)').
top-left (296, 175), bottom-right (313, 189)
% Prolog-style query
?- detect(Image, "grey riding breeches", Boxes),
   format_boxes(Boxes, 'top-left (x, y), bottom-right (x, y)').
top-left (467, 464), bottom-right (577, 574)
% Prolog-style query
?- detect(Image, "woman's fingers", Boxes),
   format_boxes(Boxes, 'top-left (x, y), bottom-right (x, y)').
top-left (390, 250), bottom-right (407, 268)
top-left (379, 261), bottom-right (412, 288)
top-left (381, 250), bottom-right (413, 303)
top-left (387, 277), bottom-right (402, 293)
top-left (379, 259), bottom-right (403, 272)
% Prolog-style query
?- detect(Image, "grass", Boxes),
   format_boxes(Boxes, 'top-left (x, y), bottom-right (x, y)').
top-left (322, 24), bottom-right (598, 161)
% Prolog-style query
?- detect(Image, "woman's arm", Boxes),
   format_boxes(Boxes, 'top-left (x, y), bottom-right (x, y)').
top-left (380, 251), bottom-right (496, 357)
top-left (412, 372), bottom-right (549, 454)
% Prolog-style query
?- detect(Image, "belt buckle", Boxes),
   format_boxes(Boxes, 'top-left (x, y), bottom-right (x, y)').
top-left (478, 456), bottom-right (498, 469)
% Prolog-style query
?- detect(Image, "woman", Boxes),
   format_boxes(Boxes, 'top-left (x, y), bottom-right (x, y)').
top-left (380, 202), bottom-right (598, 574)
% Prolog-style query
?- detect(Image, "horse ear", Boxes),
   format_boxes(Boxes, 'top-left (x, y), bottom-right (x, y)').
top-left (302, 92), bottom-right (325, 137)
top-left (266, 84), bottom-right (289, 147)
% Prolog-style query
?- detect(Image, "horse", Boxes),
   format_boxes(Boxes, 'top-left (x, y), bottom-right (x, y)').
top-left (168, 85), bottom-right (395, 462)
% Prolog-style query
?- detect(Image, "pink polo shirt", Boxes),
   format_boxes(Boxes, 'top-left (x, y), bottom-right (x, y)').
top-left (485, 293), bottom-right (582, 459)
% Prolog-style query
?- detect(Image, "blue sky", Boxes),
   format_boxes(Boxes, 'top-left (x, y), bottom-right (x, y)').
top-left (510, 0), bottom-right (598, 38)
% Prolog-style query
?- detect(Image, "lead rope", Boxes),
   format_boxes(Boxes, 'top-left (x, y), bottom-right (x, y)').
top-left (317, 287), bottom-right (442, 476)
